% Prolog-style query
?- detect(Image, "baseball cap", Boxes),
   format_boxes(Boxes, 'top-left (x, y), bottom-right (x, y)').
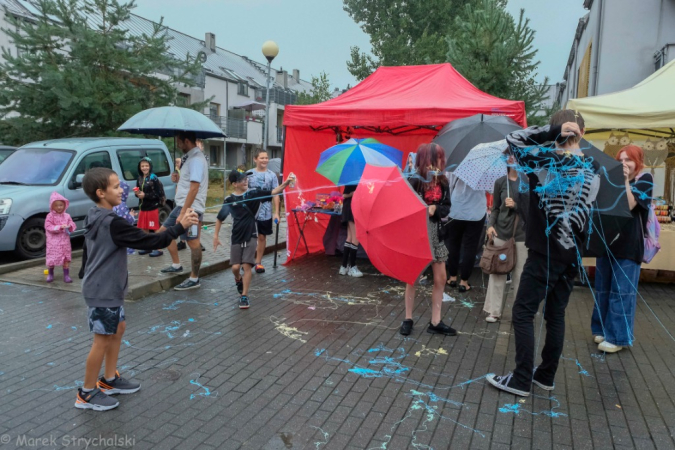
top-left (228, 169), bottom-right (251, 184)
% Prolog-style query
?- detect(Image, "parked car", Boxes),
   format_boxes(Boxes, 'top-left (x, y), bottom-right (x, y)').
top-left (0, 146), bottom-right (16, 165)
top-left (0, 138), bottom-right (176, 259)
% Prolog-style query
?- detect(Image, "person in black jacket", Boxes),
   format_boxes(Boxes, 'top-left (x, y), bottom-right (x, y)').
top-left (400, 143), bottom-right (457, 337)
top-left (486, 110), bottom-right (600, 397)
top-left (134, 157), bottom-right (165, 257)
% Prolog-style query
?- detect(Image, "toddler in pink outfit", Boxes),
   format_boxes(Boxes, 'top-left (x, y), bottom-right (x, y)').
top-left (45, 192), bottom-right (76, 282)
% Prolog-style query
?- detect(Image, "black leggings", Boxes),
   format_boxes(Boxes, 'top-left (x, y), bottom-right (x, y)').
top-left (444, 216), bottom-right (485, 281)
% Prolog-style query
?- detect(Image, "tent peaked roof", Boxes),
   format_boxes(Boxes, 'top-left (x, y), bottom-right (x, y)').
top-left (284, 64), bottom-right (527, 128)
top-left (567, 58), bottom-right (675, 129)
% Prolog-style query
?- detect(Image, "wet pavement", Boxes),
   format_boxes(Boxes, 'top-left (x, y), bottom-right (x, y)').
top-left (0, 252), bottom-right (674, 449)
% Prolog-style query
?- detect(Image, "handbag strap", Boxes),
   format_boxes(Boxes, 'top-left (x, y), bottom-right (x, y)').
top-left (511, 215), bottom-right (519, 239)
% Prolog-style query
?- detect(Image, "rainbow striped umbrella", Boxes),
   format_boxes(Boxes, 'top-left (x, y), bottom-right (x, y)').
top-left (316, 138), bottom-right (403, 186)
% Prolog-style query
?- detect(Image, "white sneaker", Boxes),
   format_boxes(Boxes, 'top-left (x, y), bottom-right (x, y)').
top-left (593, 335), bottom-right (605, 344)
top-left (598, 341), bottom-right (623, 353)
top-left (485, 315), bottom-right (499, 323)
top-left (348, 266), bottom-right (363, 278)
top-left (339, 266), bottom-right (349, 276)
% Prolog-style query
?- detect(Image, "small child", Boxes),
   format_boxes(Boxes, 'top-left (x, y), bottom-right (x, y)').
top-left (76, 167), bottom-right (197, 411)
top-left (213, 170), bottom-right (294, 309)
top-left (134, 157), bottom-right (165, 257)
top-left (113, 181), bottom-right (136, 255)
top-left (45, 192), bottom-right (76, 283)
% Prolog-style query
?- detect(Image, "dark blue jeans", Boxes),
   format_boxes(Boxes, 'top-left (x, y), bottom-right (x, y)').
top-left (591, 256), bottom-right (640, 346)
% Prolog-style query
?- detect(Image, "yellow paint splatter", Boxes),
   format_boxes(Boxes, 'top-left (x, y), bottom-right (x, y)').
top-left (270, 316), bottom-right (308, 343)
top-left (414, 345), bottom-right (448, 358)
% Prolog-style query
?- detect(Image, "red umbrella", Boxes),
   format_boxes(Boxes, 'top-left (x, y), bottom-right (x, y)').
top-left (352, 164), bottom-right (433, 285)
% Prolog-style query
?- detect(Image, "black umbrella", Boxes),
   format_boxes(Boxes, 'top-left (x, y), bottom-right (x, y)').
top-left (433, 114), bottom-right (522, 171)
top-left (579, 139), bottom-right (632, 257)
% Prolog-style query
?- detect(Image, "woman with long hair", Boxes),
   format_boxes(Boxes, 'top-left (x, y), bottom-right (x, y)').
top-left (591, 145), bottom-right (653, 353)
top-left (400, 143), bottom-right (457, 336)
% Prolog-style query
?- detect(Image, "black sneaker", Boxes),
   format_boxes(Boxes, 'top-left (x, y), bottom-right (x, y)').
top-left (97, 372), bottom-right (141, 395)
top-left (532, 368), bottom-right (555, 391)
top-left (177, 241), bottom-right (187, 250)
top-left (161, 265), bottom-right (183, 274)
top-left (486, 373), bottom-right (530, 397)
top-left (74, 387), bottom-right (119, 411)
top-left (427, 320), bottom-right (457, 336)
top-left (235, 277), bottom-right (243, 294)
top-left (174, 279), bottom-right (200, 291)
top-left (239, 295), bottom-right (250, 309)
top-left (399, 319), bottom-right (413, 336)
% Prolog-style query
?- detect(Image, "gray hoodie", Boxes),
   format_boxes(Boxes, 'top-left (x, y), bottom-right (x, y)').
top-left (81, 206), bottom-right (184, 307)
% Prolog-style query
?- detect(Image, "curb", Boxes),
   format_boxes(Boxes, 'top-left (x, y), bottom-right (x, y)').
top-left (0, 250), bottom-right (85, 275)
top-left (126, 242), bottom-right (287, 300)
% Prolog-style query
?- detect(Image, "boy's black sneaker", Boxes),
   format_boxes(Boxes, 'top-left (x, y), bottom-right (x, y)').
top-left (174, 279), bottom-right (200, 290)
top-left (74, 388), bottom-right (119, 411)
top-left (486, 373), bottom-right (530, 397)
top-left (399, 319), bottom-right (413, 336)
top-left (177, 241), bottom-right (187, 250)
top-left (427, 320), bottom-right (457, 336)
top-left (235, 277), bottom-right (243, 294)
top-left (97, 372), bottom-right (141, 395)
top-left (239, 296), bottom-right (250, 309)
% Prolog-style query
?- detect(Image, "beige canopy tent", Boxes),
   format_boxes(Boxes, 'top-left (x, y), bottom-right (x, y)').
top-left (567, 58), bottom-right (675, 133)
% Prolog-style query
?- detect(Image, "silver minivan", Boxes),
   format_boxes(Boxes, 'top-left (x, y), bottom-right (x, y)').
top-left (0, 138), bottom-right (176, 259)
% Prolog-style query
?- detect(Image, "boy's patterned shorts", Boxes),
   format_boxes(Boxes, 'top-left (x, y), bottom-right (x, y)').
top-left (87, 306), bottom-right (125, 335)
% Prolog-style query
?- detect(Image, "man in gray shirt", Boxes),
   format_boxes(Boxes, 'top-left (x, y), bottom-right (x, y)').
top-left (159, 131), bottom-right (209, 290)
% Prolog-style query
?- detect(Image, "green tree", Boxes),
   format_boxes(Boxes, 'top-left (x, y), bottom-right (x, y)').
top-left (0, 0), bottom-right (205, 145)
top-left (446, 0), bottom-right (549, 125)
top-left (343, 0), bottom-right (477, 80)
top-left (296, 72), bottom-right (333, 105)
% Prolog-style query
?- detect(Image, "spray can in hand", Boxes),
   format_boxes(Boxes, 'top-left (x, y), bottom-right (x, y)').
top-left (288, 172), bottom-right (296, 188)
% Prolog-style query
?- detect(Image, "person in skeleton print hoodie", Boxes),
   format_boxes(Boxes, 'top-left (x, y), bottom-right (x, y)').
top-left (486, 110), bottom-right (599, 397)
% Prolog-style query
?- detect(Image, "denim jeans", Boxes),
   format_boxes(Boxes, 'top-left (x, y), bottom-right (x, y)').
top-left (591, 257), bottom-right (641, 346)
top-left (510, 250), bottom-right (577, 391)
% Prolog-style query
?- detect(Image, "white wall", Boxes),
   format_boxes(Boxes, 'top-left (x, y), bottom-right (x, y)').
top-left (562, 0), bottom-right (675, 105)
top-left (247, 121), bottom-right (262, 145)
top-left (0, 12), bottom-right (15, 58)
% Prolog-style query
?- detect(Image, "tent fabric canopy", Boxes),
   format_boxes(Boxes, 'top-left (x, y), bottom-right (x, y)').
top-left (284, 64), bottom-right (527, 128)
top-left (567, 59), bottom-right (675, 130)
top-left (281, 63), bottom-right (527, 264)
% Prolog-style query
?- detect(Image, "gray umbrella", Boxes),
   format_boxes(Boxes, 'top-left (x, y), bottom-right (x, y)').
top-left (433, 114), bottom-right (521, 171)
top-left (267, 158), bottom-right (282, 175)
top-left (118, 106), bottom-right (226, 138)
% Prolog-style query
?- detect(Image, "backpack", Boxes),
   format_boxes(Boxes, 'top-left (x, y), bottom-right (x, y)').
top-left (637, 174), bottom-right (660, 264)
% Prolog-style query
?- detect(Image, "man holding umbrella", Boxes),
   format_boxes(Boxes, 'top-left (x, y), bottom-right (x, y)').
top-left (487, 111), bottom-right (600, 396)
top-left (159, 131), bottom-right (209, 290)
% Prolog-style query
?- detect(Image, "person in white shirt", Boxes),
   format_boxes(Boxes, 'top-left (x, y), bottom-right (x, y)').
top-left (158, 131), bottom-right (209, 291)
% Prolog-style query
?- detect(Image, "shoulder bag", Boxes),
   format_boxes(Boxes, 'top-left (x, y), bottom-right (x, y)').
top-left (480, 215), bottom-right (518, 275)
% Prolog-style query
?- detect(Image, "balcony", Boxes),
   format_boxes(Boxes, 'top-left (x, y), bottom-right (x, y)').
top-left (258, 87), bottom-right (297, 106)
top-left (205, 115), bottom-right (248, 140)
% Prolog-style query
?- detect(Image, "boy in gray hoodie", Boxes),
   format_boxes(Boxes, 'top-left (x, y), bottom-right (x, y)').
top-left (76, 168), bottom-right (197, 411)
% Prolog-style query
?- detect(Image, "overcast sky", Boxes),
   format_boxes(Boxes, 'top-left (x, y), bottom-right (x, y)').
top-left (133, 0), bottom-right (587, 89)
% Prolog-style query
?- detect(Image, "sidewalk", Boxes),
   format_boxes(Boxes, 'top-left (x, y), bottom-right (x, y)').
top-left (0, 220), bottom-right (287, 300)
top-left (1, 252), bottom-right (674, 449)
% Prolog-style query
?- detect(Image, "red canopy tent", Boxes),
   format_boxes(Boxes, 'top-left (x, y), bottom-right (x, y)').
top-left (281, 63), bottom-right (526, 263)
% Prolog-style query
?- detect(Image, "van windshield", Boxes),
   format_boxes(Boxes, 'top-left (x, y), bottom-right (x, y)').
top-left (0, 148), bottom-right (74, 186)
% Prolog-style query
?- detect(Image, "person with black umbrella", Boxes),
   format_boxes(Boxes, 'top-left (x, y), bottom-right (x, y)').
top-left (486, 110), bottom-right (601, 397)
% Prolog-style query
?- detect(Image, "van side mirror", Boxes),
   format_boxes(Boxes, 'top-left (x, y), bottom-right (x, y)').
top-left (69, 174), bottom-right (85, 190)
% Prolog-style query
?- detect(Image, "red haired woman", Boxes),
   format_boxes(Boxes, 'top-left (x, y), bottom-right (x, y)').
top-left (591, 145), bottom-right (653, 353)
top-left (400, 143), bottom-right (457, 337)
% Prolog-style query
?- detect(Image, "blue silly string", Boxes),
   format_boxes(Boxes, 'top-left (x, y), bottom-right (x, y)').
top-left (189, 374), bottom-right (217, 400)
top-left (498, 394), bottom-right (567, 418)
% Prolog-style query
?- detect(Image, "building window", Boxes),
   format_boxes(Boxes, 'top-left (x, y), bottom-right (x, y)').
top-left (577, 41), bottom-right (592, 98)
top-left (209, 145), bottom-right (221, 167)
top-left (176, 93), bottom-right (190, 107)
top-left (209, 102), bottom-right (220, 118)
top-left (238, 83), bottom-right (249, 97)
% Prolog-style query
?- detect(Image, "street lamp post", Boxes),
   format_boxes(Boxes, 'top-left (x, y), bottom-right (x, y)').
top-left (261, 41), bottom-right (279, 151)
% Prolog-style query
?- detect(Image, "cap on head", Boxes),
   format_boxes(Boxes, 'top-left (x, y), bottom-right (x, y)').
top-left (228, 169), bottom-right (250, 184)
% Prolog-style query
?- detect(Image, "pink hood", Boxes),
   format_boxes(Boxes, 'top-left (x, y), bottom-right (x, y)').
top-left (49, 191), bottom-right (70, 212)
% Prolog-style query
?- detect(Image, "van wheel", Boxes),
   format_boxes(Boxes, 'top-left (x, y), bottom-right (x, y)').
top-left (158, 205), bottom-right (172, 225)
top-left (14, 217), bottom-right (47, 260)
